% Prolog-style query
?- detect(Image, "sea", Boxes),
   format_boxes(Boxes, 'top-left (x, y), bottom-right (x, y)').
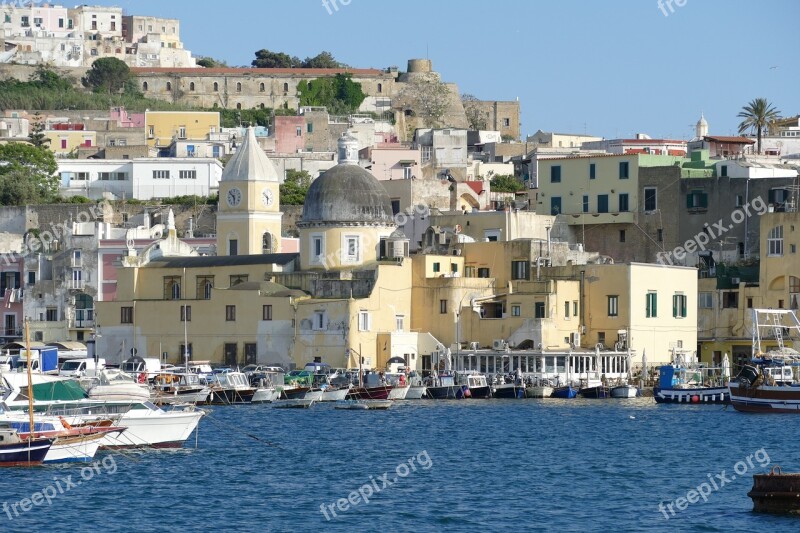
top-left (2, 398), bottom-right (799, 532)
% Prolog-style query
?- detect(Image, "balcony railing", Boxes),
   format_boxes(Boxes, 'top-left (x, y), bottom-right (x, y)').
top-left (3, 328), bottom-right (22, 338)
top-left (68, 280), bottom-right (85, 290)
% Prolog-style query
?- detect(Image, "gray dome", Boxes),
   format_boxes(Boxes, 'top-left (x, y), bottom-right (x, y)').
top-left (300, 164), bottom-right (394, 225)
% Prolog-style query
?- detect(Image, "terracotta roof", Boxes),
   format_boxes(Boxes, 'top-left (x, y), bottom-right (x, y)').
top-left (614, 139), bottom-right (687, 144)
top-left (131, 67), bottom-right (386, 76)
top-left (465, 181), bottom-right (484, 195)
top-left (703, 135), bottom-right (755, 144)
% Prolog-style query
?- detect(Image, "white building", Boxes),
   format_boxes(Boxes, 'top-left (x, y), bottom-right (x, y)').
top-left (58, 158), bottom-right (224, 200)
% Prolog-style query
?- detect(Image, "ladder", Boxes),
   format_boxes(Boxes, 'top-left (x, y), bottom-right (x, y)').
top-left (770, 311), bottom-right (785, 352)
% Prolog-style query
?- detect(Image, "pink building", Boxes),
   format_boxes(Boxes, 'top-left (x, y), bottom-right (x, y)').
top-left (361, 144), bottom-right (421, 181)
top-left (1, 257), bottom-right (24, 343)
top-left (110, 107), bottom-right (146, 128)
top-left (273, 116), bottom-right (306, 154)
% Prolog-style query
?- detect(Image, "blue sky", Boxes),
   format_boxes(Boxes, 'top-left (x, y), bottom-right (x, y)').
top-left (106, 0), bottom-right (797, 139)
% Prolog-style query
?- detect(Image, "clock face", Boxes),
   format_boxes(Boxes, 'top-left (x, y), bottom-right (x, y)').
top-left (261, 188), bottom-right (274, 207)
top-left (226, 187), bottom-right (242, 207)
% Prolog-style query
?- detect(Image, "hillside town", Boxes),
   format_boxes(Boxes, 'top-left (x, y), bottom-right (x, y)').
top-left (0, 2), bottom-right (797, 381)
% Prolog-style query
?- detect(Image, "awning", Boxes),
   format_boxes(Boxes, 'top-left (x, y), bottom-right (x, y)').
top-left (398, 160), bottom-right (416, 165)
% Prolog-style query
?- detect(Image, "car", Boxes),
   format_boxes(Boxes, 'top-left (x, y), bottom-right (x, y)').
top-left (241, 364), bottom-right (269, 377)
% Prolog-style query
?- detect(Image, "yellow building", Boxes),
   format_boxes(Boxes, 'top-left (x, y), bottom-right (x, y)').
top-left (45, 129), bottom-right (97, 156)
top-left (144, 111), bottom-right (220, 148)
top-left (216, 127), bottom-right (282, 255)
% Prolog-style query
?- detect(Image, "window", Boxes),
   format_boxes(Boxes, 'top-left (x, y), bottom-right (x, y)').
top-left (644, 187), bottom-right (657, 212)
top-left (550, 196), bottom-right (561, 216)
top-left (27, 271), bottom-right (35, 285)
top-left (564, 301), bottom-right (570, 319)
top-left (142, 81), bottom-right (148, 92)
top-left (767, 226), bottom-right (783, 256)
top-left (699, 292), bottom-right (713, 309)
top-left (619, 230), bottom-right (626, 243)
top-left (162, 276), bottom-right (181, 300)
top-left (733, 194), bottom-right (743, 207)
top-left (687, 190), bottom-right (708, 209)
top-left (166, 81), bottom-right (172, 91)
top-left (189, 82), bottom-right (195, 91)
top-left (440, 300), bottom-right (447, 314)
top-left (344, 236), bottom-right (360, 262)
top-left (121, 306), bottom-right (133, 324)
top-left (403, 166), bottom-right (412, 179)
top-left (746, 297), bottom-right (753, 309)
top-left (619, 161), bottom-right (629, 179)
top-left (550, 165), bottom-right (561, 183)
top-left (283, 82), bottom-right (289, 93)
top-left (358, 311), bottom-right (371, 332)
top-left (395, 315), bottom-right (405, 331)
top-left (646, 292), bottom-right (657, 318)
top-left (307, 123), bottom-right (314, 134)
top-left (535, 302), bottom-right (546, 319)
top-left (229, 275), bottom-right (248, 287)
top-left (511, 305), bottom-right (521, 317)
top-left (589, 163), bottom-right (596, 180)
top-left (790, 276), bottom-right (799, 310)
top-left (657, 229), bottom-right (663, 242)
top-left (213, 82), bottom-right (219, 92)
top-left (673, 294), bottom-right (687, 318)
top-left (152, 170), bottom-right (169, 179)
top-left (313, 311), bottom-right (326, 330)
top-left (608, 296), bottom-right (619, 317)
top-left (177, 126), bottom-right (187, 139)
top-left (259, 82), bottom-right (265, 92)
top-left (225, 305), bottom-right (236, 321)
top-left (296, 127), bottom-right (302, 137)
top-left (197, 276), bottom-right (213, 299)
top-left (21, 15), bottom-right (29, 26)
top-left (720, 165), bottom-right (728, 177)
top-left (312, 236), bottom-right (323, 261)
top-left (451, 263), bottom-right (458, 273)
top-left (180, 305), bottom-right (191, 322)
top-left (229, 239), bottom-right (238, 256)
top-left (263, 305), bottom-right (273, 321)
top-left (236, 82), bottom-right (242, 92)
top-left (511, 260), bottom-right (529, 280)
top-left (477, 267), bottom-right (490, 278)
top-left (597, 195), bottom-right (609, 213)
top-left (503, 118), bottom-right (510, 127)
top-left (179, 170), bottom-right (196, 180)
top-left (45, 308), bottom-right (58, 321)
top-left (618, 193), bottom-right (629, 212)
top-left (573, 301), bottom-right (578, 316)
top-left (582, 195), bottom-right (589, 213)
top-left (723, 291), bottom-right (738, 309)
top-left (598, 332), bottom-right (606, 346)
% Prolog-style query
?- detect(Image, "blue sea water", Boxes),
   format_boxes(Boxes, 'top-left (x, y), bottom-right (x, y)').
top-left (2, 398), bottom-right (800, 532)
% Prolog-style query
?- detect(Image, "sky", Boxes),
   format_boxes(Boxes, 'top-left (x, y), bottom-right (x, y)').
top-left (102, 0), bottom-right (797, 140)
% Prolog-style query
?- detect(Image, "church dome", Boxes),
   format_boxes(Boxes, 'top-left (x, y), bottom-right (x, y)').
top-left (299, 164), bottom-right (394, 226)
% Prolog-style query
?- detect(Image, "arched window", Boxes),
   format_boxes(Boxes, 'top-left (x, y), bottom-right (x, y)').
top-left (790, 276), bottom-right (799, 310)
top-left (189, 82), bottom-right (195, 91)
top-left (142, 81), bottom-right (148, 92)
top-left (166, 81), bottom-right (172, 91)
top-left (236, 103), bottom-right (242, 110)
top-left (213, 82), bottom-right (219, 92)
top-left (377, 83), bottom-right (382, 93)
top-left (283, 82), bottom-right (289, 93)
top-left (262, 233), bottom-right (273, 254)
top-left (768, 226), bottom-right (784, 256)
top-left (165, 280), bottom-right (180, 300)
top-left (236, 82), bottom-right (242, 92)
top-left (260, 103), bottom-right (265, 109)
top-left (259, 82), bottom-right (265, 92)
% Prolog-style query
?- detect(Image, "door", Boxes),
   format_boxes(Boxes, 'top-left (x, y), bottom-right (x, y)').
top-left (244, 343), bottom-right (257, 366)
top-left (4, 315), bottom-right (15, 337)
top-left (224, 343), bottom-right (237, 367)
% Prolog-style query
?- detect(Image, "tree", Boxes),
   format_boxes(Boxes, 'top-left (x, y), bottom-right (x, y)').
top-left (252, 49), bottom-right (301, 69)
top-left (462, 93), bottom-right (488, 131)
top-left (30, 65), bottom-right (72, 91)
top-left (82, 57), bottom-right (131, 94)
top-left (28, 112), bottom-right (50, 148)
top-left (279, 169), bottom-right (312, 205)
top-left (301, 51), bottom-right (345, 69)
top-left (298, 74), bottom-right (365, 115)
top-left (196, 56), bottom-right (228, 68)
top-left (737, 98), bottom-right (780, 155)
top-left (395, 73), bottom-right (451, 128)
top-left (0, 143), bottom-right (59, 204)
top-left (490, 174), bottom-right (524, 193)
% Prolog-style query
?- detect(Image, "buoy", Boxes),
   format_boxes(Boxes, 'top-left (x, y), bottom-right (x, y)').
top-left (691, 395), bottom-right (700, 403)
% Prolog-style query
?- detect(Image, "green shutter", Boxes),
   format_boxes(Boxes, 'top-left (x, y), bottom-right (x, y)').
top-left (673, 295), bottom-right (677, 317)
top-left (653, 293), bottom-right (657, 317)
top-left (681, 296), bottom-right (687, 318)
top-left (686, 194), bottom-right (693, 208)
top-left (700, 193), bottom-right (708, 208)
top-left (646, 294), bottom-right (650, 317)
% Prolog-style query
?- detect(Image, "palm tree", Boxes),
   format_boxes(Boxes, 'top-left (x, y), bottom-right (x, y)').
top-left (737, 98), bottom-right (780, 154)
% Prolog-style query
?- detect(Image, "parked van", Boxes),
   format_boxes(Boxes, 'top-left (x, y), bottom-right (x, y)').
top-left (59, 358), bottom-right (106, 378)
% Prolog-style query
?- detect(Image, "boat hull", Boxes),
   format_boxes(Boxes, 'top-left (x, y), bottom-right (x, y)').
top-left (45, 432), bottom-right (111, 463)
top-left (580, 386), bottom-right (610, 399)
top-left (0, 438), bottom-right (52, 467)
top-left (207, 387), bottom-right (256, 404)
top-left (551, 386), bottom-right (578, 399)
top-left (653, 386), bottom-right (730, 404)
top-left (97, 407), bottom-right (204, 449)
top-left (426, 385), bottom-right (467, 400)
top-left (526, 386), bottom-right (553, 398)
top-left (729, 383), bottom-right (800, 413)
top-left (251, 388), bottom-right (280, 403)
top-left (152, 387), bottom-right (210, 405)
top-left (467, 385), bottom-right (492, 399)
top-left (405, 386), bottom-right (427, 400)
top-left (493, 385), bottom-right (525, 399)
top-left (387, 386), bottom-right (409, 400)
top-left (610, 385), bottom-right (640, 399)
top-left (347, 385), bottom-right (393, 400)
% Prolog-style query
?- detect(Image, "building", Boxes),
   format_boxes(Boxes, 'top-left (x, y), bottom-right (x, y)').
top-left (688, 135), bottom-right (755, 158)
top-left (527, 130), bottom-right (603, 149)
top-left (144, 111), bottom-right (221, 150)
top-left (415, 128), bottom-right (469, 180)
top-left (57, 158), bottom-right (224, 200)
top-left (581, 135), bottom-right (687, 156)
top-left (44, 122), bottom-right (97, 156)
top-left (361, 143), bottom-right (420, 181)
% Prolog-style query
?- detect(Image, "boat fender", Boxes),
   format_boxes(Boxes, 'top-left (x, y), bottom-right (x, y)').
top-left (138, 372), bottom-right (147, 384)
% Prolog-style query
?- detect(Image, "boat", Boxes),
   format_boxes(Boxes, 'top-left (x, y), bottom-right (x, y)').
top-left (0, 427), bottom-right (52, 467)
top-left (551, 385), bottom-right (578, 399)
top-left (652, 347), bottom-right (730, 404)
top-left (206, 371), bottom-right (256, 404)
top-left (425, 373), bottom-right (467, 399)
top-left (404, 371), bottom-right (427, 399)
top-left (525, 378), bottom-right (554, 398)
top-left (86, 369), bottom-right (151, 402)
top-left (272, 399), bottom-right (315, 409)
top-left (459, 372), bottom-right (492, 399)
top-left (151, 372), bottom-right (211, 405)
top-left (729, 309), bottom-right (800, 413)
top-left (610, 384), bottom-right (640, 398)
top-left (580, 383), bottom-right (610, 399)
top-left (250, 367), bottom-right (284, 403)
top-left (335, 399), bottom-right (392, 410)
top-left (345, 371), bottom-right (393, 400)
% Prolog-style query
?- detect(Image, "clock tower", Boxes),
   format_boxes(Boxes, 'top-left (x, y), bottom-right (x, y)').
top-left (217, 127), bottom-right (282, 256)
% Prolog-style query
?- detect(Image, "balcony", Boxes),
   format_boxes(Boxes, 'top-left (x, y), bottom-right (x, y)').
top-left (71, 257), bottom-right (83, 268)
top-left (566, 211), bottom-right (636, 225)
top-left (68, 280), bottom-right (85, 291)
top-left (3, 328), bottom-right (22, 338)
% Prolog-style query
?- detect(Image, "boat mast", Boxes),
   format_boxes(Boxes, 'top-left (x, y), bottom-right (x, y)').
top-left (24, 317), bottom-right (35, 441)
top-left (184, 267), bottom-right (189, 374)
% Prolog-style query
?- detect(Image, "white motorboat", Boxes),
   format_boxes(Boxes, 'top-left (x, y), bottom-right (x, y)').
top-left (387, 385), bottom-right (409, 400)
top-left (526, 385), bottom-right (554, 398)
top-left (252, 387), bottom-right (280, 403)
top-left (151, 372), bottom-right (210, 405)
top-left (86, 369), bottom-right (150, 402)
top-left (321, 387), bottom-right (349, 401)
top-left (610, 384), bottom-right (640, 398)
top-left (250, 367), bottom-right (285, 403)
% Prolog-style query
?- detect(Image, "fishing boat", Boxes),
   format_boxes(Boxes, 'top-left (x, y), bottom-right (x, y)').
top-left (425, 373), bottom-right (467, 399)
top-left (206, 371), bottom-right (256, 404)
top-left (458, 372), bottom-right (492, 399)
top-left (86, 368), bottom-right (150, 402)
top-left (0, 427), bottom-right (52, 467)
top-left (551, 385), bottom-right (578, 399)
top-left (653, 361), bottom-right (730, 404)
top-left (525, 378), bottom-right (554, 398)
top-left (151, 372), bottom-right (211, 405)
top-left (493, 382), bottom-right (525, 399)
top-left (346, 371), bottom-right (393, 400)
top-left (729, 309), bottom-right (800, 413)
top-left (580, 384), bottom-right (610, 399)
top-left (610, 384), bottom-right (640, 398)
top-left (404, 371), bottom-right (427, 399)
top-left (250, 367), bottom-right (285, 403)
